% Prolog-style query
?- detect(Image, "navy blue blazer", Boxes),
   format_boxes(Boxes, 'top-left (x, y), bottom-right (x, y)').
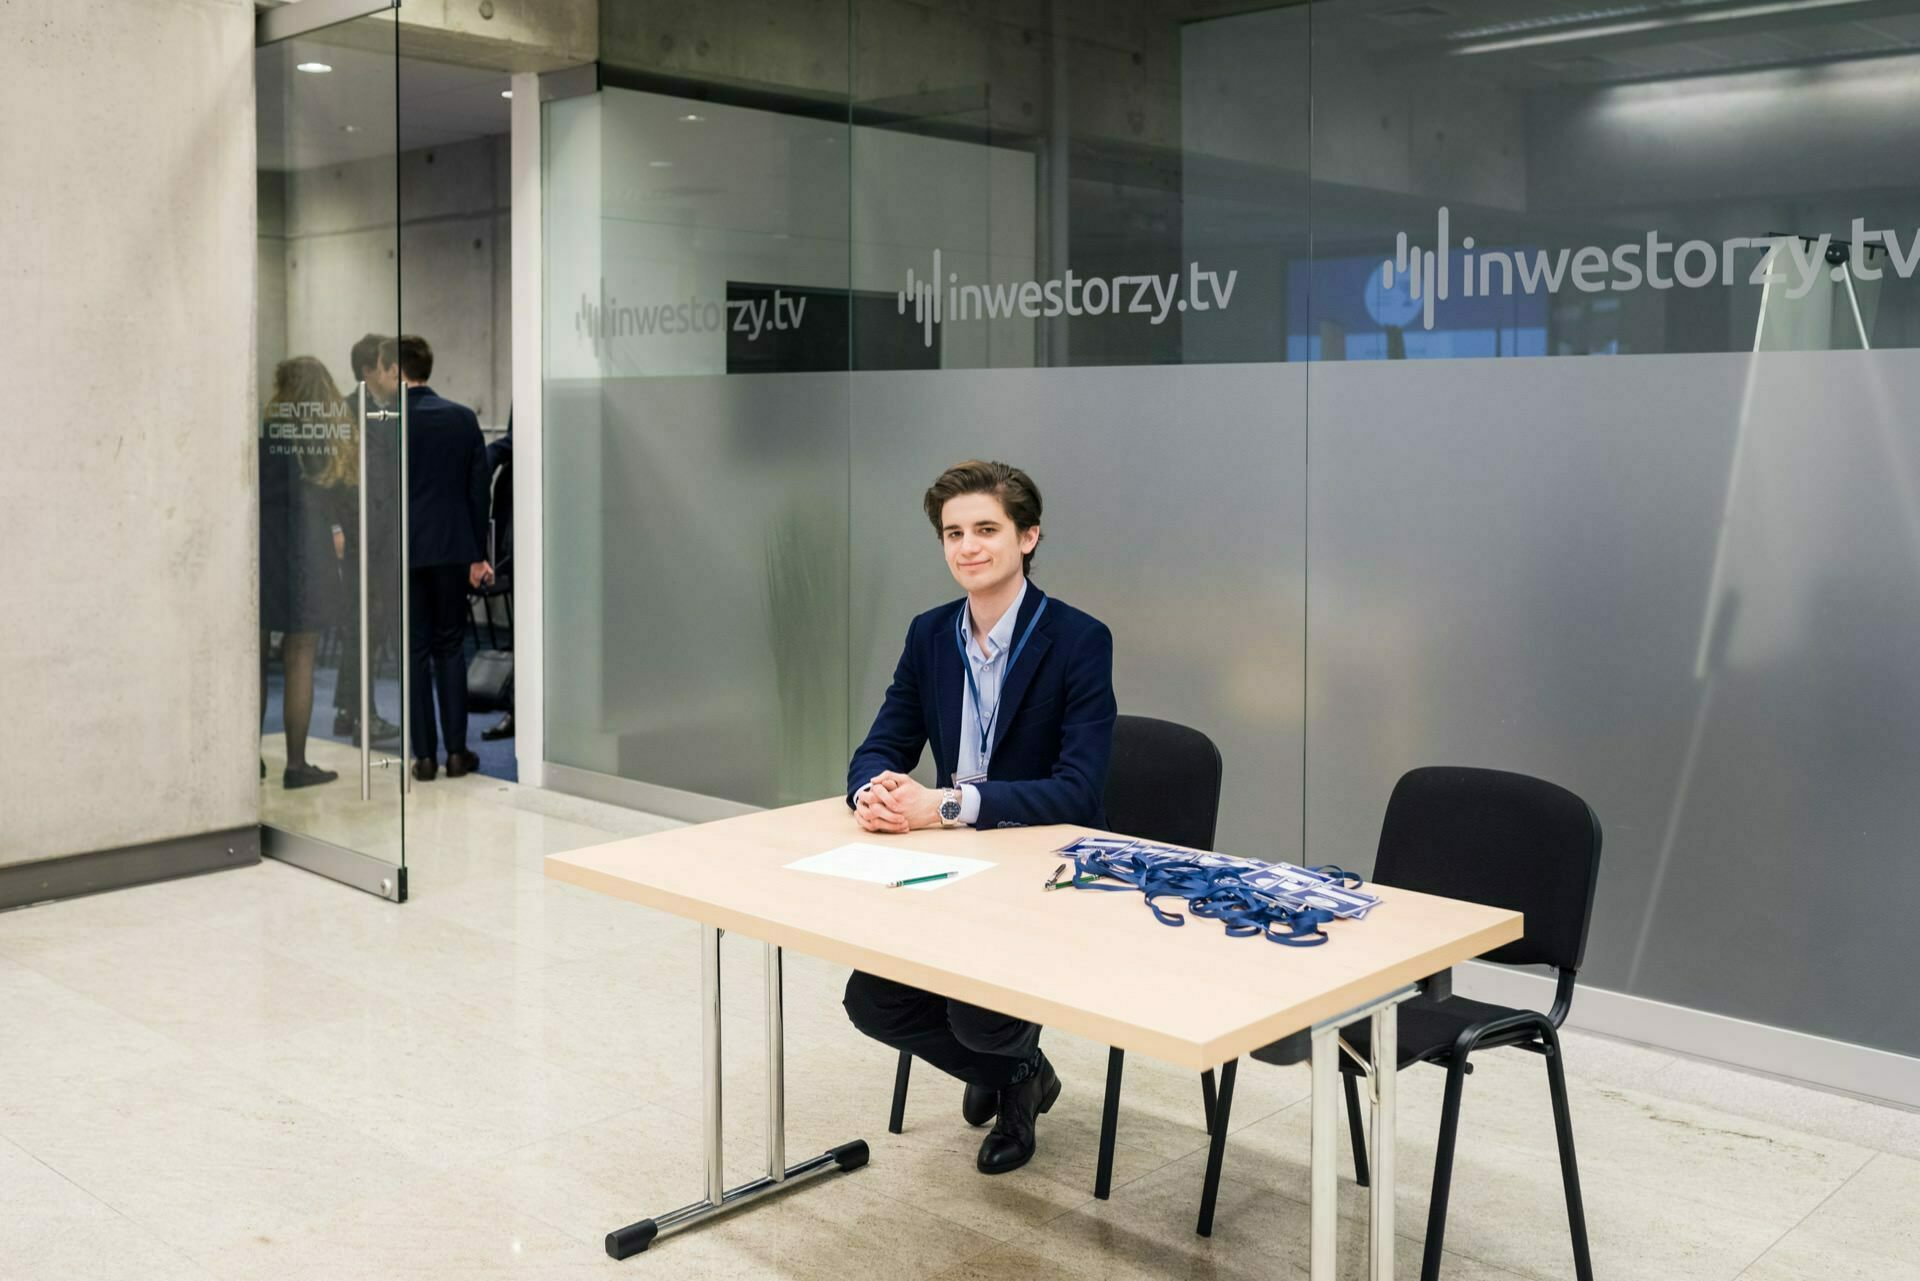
top-left (405, 385), bottom-right (491, 569)
top-left (847, 585), bottom-right (1117, 829)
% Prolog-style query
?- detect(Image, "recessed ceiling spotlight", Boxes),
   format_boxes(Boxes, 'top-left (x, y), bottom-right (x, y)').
top-left (648, 160), bottom-right (673, 168)
top-left (296, 62), bottom-right (333, 74)
top-left (680, 113), bottom-right (704, 122)
top-left (341, 124), bottom-right (360, 134)
top-left (501, 89), bottom-right (514, 99)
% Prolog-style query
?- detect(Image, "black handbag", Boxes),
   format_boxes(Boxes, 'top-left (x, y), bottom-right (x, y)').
top-left (466, 648), bottom-right (513, 712)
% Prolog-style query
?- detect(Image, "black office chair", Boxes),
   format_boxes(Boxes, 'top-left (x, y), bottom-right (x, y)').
top-left (885, 715), bottom-right (1225, 1203)
top-left (1248, 765), bottom-right (1602, 1281)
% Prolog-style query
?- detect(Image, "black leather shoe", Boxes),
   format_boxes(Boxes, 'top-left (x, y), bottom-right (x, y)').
top-left (412, 757), bottom-right (438, 782)
top-left (977, 1054), bottom-right (1060, 1175)
top-left (345, 715), bottom-right (403, 749)
top-left (445, 750), bottom-right (480, 778)
top-left (481, 713), bottom-right (515, 741)
top-left (283, 763), bottom-right (338, 790)
top-left (962, 1083), bottom-right (997, 1127)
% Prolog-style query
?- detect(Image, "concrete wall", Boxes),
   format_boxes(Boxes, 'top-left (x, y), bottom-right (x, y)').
top-left (0, 0), bottom-right (259, 863)
top-left (266, 135), bottom-right (513, 428)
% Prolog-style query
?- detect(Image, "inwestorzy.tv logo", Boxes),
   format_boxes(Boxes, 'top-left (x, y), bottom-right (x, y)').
top-left (575, 279), bottom-right (806, 353)
top-left (897, 249), bottom-right (1238, 348)
top-left (1383, 207), bottom-right (1920, 330)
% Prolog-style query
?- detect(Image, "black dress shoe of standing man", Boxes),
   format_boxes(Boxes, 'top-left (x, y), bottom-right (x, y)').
top-left (977, 1053), bottom-right (1060, 1175)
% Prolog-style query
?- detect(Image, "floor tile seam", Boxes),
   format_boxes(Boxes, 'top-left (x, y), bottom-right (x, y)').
top-left (0, 947), bottom-right (221, 1051)
top-left (1, 1135), bottom-right (240, 1274)
top-left (1726, 1220), bottom-right (1827, 1278)
top-left (0, 1132), bottom-right (171, 1232)
top-left (0, 946), bottom-right (376, 1070)
top-left (1723, 1147), bottom-right (1892, 1281)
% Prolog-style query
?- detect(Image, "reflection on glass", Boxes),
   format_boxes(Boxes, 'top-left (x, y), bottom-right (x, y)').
top-left (564, 0), bottom-right (1920, 1055)
top-left (255, 15), bottom-right (406, 868)
top-left (259, 357), bottom-right (353, 790)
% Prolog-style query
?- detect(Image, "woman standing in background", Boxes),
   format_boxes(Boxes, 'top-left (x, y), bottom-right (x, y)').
top-left (259, 356), bottom-right (352, 788)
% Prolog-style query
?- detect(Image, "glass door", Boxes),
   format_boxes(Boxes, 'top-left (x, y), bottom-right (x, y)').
top-left (256, 6), bottom-right (408, 899)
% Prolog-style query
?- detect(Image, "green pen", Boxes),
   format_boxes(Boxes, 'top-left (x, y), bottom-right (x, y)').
top-left (887, 871), bottom-right (958, 888)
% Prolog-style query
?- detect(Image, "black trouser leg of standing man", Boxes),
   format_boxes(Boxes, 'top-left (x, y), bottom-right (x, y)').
top-left (408, 564), bottom-right (470, 764)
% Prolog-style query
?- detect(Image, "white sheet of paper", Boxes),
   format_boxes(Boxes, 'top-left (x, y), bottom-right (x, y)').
top-left (785, 843), bottom-right (995, 891)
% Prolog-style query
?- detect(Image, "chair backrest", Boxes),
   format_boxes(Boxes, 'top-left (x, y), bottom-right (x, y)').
top-left (1372, 766), bottom-right (1603, 972)
top-left (1102, 715), bottom-right (1224, 852)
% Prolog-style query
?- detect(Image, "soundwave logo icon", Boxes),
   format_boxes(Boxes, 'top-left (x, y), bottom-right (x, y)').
top-left (897, 248), bottom-right (1239, 348)
top-left (1383, 207), bottom-right (1920, 330)
top-left (1380, 208), bottom-right (1453, 332)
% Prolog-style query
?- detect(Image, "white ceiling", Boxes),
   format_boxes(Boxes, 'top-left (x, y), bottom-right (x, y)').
top-left (257, 32), bottom-right (511, 172)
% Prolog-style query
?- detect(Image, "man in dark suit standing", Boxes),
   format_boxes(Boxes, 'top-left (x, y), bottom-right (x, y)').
top-left (842, 460), bottom-right (1117, 1176)
top-left (386, 335), bottom-right (492, 781)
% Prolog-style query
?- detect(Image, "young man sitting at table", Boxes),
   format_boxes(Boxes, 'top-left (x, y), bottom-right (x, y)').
top-left (842, 459), bottom-right (1118, 1175)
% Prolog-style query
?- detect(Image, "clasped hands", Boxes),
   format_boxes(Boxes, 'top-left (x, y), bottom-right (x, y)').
top-left (854, 771), bottom-right (944, 833)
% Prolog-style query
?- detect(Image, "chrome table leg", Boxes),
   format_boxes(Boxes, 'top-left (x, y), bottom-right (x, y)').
top-left (605, 929), bottom-right (867, 1259)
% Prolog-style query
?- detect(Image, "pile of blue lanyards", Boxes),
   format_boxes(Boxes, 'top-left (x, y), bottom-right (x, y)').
top-left (1065, 848), bottom-right (1366, 946)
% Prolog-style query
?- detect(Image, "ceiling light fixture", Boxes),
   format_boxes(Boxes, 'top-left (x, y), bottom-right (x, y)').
top-left (680, 113), bottom-right (705, 122)
top-left (501, 89), bottom-right (514, 99)
top-left (648, 160), bottom-right (674, 168)
top-left (341, 124), bottom-right (360, 134)
top-left (1452, 0), bottom-right (1875, 54)
top-left (296, 61), bottom-right (333, 73)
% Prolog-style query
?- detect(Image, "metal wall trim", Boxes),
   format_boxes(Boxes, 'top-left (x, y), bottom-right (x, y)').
top-left (262, 826), bottom-right (406, 902)
top-left (0, 827), bottom-right (260, 913)
top-left (1454, 960), bottom-right (1920, 1111)
top-left (255, 0), bottom-right (396, 48)
top-left (543, 762), bottom-right (759, 825)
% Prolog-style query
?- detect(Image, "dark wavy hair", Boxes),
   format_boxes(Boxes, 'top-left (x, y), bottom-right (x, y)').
top-left (923, 460), bottom-right (1044, 576)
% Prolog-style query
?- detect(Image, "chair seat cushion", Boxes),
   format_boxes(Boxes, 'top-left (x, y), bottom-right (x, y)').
top-left (1251, 995), bottom-right (1541, 1070)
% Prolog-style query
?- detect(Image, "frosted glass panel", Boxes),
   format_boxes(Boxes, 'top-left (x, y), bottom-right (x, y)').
top-left (849, 365), bottom-right (1306, 856)
top-left (542, 86), bottom-right (852, 807)
top-left (1304, 352), bottom-right (1920, 1056)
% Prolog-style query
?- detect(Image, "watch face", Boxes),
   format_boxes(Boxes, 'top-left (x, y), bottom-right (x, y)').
top-left (940, 798), bottom-right (961, 820)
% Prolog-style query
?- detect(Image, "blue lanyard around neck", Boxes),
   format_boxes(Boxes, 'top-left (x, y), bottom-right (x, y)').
top-left (956, 594), bottom-right (1047, 761)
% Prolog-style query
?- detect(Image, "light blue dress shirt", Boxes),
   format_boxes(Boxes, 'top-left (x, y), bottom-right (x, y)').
top-left (953, 580), bottom-right (1028, 826)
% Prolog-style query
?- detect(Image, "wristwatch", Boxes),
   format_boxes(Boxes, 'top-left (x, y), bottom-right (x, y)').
top-left (938, 787), bottom-right (963, 827)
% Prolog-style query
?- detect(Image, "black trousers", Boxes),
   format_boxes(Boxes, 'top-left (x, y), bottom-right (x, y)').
top-left (408, 564), bottom-right (469, 761)
top-left (843, 970), bottom-right (1041, 1091)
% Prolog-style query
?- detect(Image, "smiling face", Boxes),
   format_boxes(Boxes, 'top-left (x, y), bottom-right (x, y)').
top-left (940, 490), bottom-right (1041, 597)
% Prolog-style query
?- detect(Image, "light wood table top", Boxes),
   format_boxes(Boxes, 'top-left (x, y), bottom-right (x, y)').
top-left (546, 798), bottom-right (1522, 1071)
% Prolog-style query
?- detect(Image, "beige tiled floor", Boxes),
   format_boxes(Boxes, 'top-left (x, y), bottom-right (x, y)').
top-left (2, 774), bottom-right (1915, 1280)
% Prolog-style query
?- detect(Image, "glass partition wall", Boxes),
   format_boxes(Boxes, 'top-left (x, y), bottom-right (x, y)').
top-left (550, 1), bottom-right (1920, 1065)
top-left (257, 10), bottom-right (408, 899)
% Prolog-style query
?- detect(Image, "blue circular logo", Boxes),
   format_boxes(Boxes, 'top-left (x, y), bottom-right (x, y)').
top-left (1365, 263), bottom-right (1423, 328)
